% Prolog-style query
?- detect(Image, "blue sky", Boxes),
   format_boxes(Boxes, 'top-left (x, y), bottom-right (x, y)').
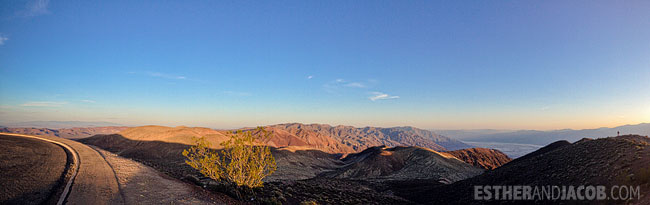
top-left (1, 0), bottom-right (649, 129)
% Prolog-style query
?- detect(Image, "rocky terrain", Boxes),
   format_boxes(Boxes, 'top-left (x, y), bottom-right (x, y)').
top-left (444, 148), bottom-right (511, 170)
top-left (80, 134), bottom-right (491, 183)
top-left (79, 124), bottom-right (503, 182)
top-left (76, 123), bottom-right (471, 154)
top-left (395, 135), bottom-right (650, 204)
top-left (321, 146), bottom-right (483, 183)
top-left (262, 123), bottom-right (471, 153)
top-left (2, 123), bottom-right (472, 154)
top-left (75, 127), bottom-right (650, 204)
top-left (79, 131), bottom-right (507, 204)
top-left (78, 133), bottom-right (344, 182)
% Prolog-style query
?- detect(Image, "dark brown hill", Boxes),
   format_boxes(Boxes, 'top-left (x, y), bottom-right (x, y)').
top-left (394, 135), bottom-right (650, 204)
top-left (510, 139), bottom-right (571, 163)
top-left (444, 148), bottom-right (512, 170)
top-left (321, 146), bottom-right (483, 183)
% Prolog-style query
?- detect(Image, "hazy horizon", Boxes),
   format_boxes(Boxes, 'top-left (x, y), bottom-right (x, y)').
top-left (1, 1), bottom-right (649, 130)
top-left (1, 120), bottom-right (648, 132)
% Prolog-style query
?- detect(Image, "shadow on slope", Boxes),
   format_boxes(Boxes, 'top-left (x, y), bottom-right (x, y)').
top-left (78, 134), bottom-right (344, 182)
top-left (79, 134), bottom-right (414, 204)
top-left (393, 135), bottom-right (650, 204)
top-left (320, 145), bottom-right (483, 183)
top-left (444, 148), bottom-right (512, 170)
top-left (80, 133), bottom-right (515, 204)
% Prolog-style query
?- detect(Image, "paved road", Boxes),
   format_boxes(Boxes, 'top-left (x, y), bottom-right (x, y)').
top-left (0, 134), bottom-right (68, 204)
top-left (33, 135), bottom-right (125, 205)
top-left (1, 133), bottom-right (233, 204)
top-left (0, 133), bottom-right (123, 204)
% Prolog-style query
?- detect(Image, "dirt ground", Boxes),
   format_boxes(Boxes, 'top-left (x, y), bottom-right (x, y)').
top-left (90, 146), bottom-right (239, 204)
top-left (0, 134), bottom-right (67, 204)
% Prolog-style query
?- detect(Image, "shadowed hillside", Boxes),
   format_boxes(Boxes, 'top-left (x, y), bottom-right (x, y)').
top-left (321, 145), bottom-right (483, 183)
top-left (79, 133), bottom-right (491, 182)
top-left (78, 128), bottom-right (526, 204)
top-left (79, 133), bottom-right (345, 182)
top-left (86, 123), bottom-right (470, 154)
top-left (444, 148), bottom-right (511, 170)
top-left (394, 135), bottom-right (650, 204)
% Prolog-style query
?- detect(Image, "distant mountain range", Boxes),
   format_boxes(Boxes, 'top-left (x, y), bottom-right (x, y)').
top-left (0, 123), bottom-right (471, 153)
top-left (119, 123), bottom-right (471, 154)
top-left (0, 126), bottom-right (130, 139)
top-left (0, 121), bottom-right (123, 129)
top-left (435, 123), bottom-right (650, 145)
top-left (79, 126), bottom-right (510, 184)
top-left (262, 123), bottom-right (471, 153)
top-left (83, 123), bottom-right (473, 153)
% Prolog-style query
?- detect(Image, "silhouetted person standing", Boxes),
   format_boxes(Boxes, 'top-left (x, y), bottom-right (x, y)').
top-left (617, 131), bottom-right (620, 136)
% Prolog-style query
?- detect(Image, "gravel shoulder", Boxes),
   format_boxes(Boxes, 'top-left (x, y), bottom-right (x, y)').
top-left (90, 146), bottom-right (238, 204)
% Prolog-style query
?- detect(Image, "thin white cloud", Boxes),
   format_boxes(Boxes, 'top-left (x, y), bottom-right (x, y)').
top-left (147, 72), bottom-right (187, 80)
top-left (323, 79), bottom-right (344, 93)
top-left (323, 78), bottom-right (369, 93)
top-left (223, 91), bottom-right (251, 97)
top-left (344, 82), bottom-right (366, 88)
top-left (0, 34), bottom-right (8, 45)
top-left (369, 92), bottom-right (399, 101)
top-left (307, 75), bottom-right (313, 79)
top-left (81, 100), bottom-right (96, 103)
top-left (21, 0), bottom-right (50, 17)
top-left (20, 101), bottom-right (67, 107)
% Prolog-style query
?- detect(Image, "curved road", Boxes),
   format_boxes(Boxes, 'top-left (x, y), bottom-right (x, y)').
top-left (1, 133), bottom-right (232, 204)
top-left (0, 134), bottom-right (68, 204)
top-left (0, 133), bottom-right (123, 204)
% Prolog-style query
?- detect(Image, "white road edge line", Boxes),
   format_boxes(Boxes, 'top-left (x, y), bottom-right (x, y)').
top-left (0, 133), bottom-right (80, 205)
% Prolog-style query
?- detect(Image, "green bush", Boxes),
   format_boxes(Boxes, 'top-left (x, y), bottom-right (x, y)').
top-left (183, 127), bottom-right (277, 188)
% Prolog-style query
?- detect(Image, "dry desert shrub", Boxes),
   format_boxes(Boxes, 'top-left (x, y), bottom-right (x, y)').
top-left (183, 127), bottom-right (277, 188)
